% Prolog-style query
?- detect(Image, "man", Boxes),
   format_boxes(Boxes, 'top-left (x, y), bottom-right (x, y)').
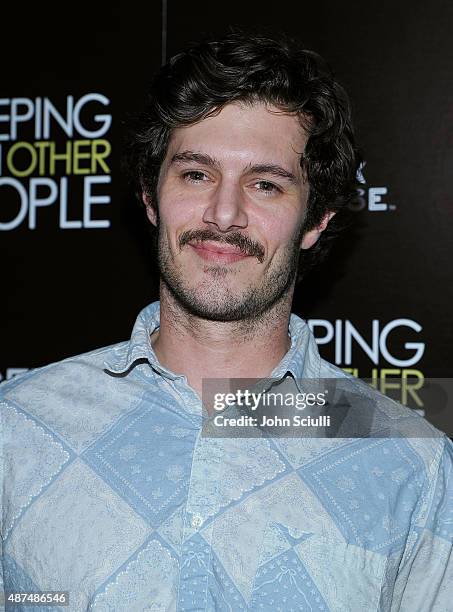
top-left (1, 32), bottom-right (452, 611)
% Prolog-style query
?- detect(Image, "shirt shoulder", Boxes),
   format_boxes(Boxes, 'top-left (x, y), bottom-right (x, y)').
top-left (0, 340), bottom-right (147, 454)
top-left (1, 340), bottom-right (127, 397)
top-left (316, 355), bottom-right (447, 456)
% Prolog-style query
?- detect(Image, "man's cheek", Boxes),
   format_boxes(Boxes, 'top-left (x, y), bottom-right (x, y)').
top-left (161, 201), bottom-right (200, 227)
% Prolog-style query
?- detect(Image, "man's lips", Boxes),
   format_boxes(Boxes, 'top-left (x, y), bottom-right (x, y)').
top-left (189, 241), bottom-right (252, 264)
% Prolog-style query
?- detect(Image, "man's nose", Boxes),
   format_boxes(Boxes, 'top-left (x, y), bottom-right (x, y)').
top-left (202, 181), bottom-right (248, 232)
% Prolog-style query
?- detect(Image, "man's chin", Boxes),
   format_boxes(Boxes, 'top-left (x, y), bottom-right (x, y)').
top-left (161, 279), bottom-right (248, 321)
top-left (171, 291), bottom-right (249, 322)
top-left (159, 247), bottom-right (298, 322)
top-left (165, 279), bottom-right (287, 322)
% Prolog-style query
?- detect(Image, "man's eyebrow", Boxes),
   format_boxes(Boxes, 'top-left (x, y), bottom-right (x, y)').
top-left (170, 151), bottom-right (300, 184)
top-left (246, 164), bottom-right (300, 185)
top-left (170, 151), bottom-right (221, 169)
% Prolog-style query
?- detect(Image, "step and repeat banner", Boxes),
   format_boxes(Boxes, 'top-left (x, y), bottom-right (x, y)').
top-left (1, 2), bottom-right (452, 429)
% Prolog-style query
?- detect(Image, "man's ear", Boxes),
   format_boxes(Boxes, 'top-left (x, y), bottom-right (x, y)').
top-left (142, 192), bottom-right (157, 226)
top-left (300, 211), bottom-right (336, 250)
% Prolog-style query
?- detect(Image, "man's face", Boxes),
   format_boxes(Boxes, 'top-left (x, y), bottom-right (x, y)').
top-left (148, 102), bottom-right (315, 321)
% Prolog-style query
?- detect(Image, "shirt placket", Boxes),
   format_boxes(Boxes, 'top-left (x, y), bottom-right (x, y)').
top-left (173, 384), bottom-right (224, 611)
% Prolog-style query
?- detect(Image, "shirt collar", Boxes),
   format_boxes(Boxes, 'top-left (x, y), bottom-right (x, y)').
top-left (103, 301), bottom-right (183, 380)
top-left (268, 312), bottom-right (322, 390)
top-left (104, 300), bottom-right (321, 387)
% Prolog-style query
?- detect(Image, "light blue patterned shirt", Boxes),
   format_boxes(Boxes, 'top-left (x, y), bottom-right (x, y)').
top-left (1, 301), bottom-right (452, 611)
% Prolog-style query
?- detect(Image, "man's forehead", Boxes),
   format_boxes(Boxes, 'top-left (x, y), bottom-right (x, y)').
top-left (165, 101), bottom-right (308, 170)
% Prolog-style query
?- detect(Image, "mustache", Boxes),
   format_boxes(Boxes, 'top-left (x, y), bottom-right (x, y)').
top-left (179, 229), bottom-right (266, 263)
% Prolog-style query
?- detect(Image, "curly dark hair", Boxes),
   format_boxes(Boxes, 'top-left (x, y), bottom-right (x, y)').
top-left (125, 30), bottom-right (361, 277)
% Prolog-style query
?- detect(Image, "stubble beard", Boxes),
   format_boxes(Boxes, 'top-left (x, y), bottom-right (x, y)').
top-left (156, 225), bottom-right (303, 323)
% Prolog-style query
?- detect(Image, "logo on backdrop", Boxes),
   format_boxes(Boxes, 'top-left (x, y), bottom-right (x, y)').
top-left (351, 162), bottom-right (396, 212)
top-left (0, 94), bottom-right (112, 230)
top-left (308, 318), bottom-right (425, 408)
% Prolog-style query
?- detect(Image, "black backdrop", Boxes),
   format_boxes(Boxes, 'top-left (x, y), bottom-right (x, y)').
top-left (1, 1), bottom-right (452, 428)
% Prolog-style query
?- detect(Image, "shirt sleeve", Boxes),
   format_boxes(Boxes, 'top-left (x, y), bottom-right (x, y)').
top-left (391, 437), bottom-right (453, 611)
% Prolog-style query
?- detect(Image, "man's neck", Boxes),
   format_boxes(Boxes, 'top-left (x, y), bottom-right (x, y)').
top-left (151, 284), bottom-right (294, 400)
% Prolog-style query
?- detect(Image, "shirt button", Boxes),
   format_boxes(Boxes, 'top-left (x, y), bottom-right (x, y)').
top-left (191, 514), bottom-right (203, 529)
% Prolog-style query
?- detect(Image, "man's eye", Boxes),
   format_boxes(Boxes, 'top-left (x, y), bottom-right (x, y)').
top-left (183, 171), bottom-right (208, 183)
top-left (255, 180), bottom-right (281, 194)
